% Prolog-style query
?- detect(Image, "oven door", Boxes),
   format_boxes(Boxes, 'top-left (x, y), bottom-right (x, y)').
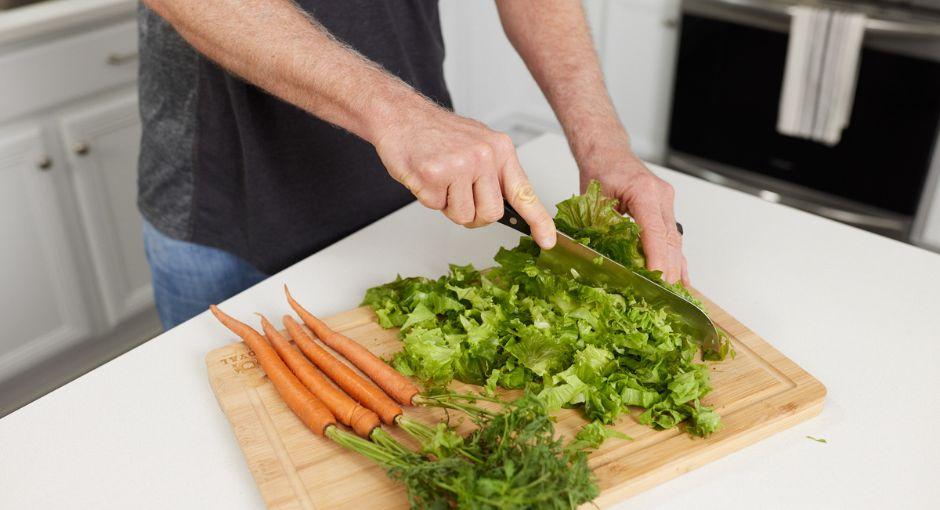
top-left (668, 0), bottom-right (940, 237)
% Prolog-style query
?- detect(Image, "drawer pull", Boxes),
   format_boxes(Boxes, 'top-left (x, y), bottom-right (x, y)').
top-left (37, 156), bottom-right (53, 170)
top-left (106, 51), bottom-right (139, 66)
top-left (74, 142), bottom-right (90, 156)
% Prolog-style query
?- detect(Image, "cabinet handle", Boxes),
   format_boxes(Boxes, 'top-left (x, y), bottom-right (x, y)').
top-left (106, 51), bottom-right (139, 66)
top-left (37, 156), bottom-right (53, 170)
top-left (74, 142), bottom-right (90, 156)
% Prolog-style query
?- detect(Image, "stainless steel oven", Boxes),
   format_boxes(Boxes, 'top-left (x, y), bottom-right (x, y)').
top-left (0, 0), bottom-right (49, 10)
top-left (667, 0), bottom-right (940, 239)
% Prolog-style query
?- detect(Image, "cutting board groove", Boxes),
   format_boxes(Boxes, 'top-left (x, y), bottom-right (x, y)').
top-left (206, 293), bottom-right (825, 509)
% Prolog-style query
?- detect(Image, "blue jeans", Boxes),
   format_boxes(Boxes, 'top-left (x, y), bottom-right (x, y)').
top-left (142, 220), bottom-right (268, 330)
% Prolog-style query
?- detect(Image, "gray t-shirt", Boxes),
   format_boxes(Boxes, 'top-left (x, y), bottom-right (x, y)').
top-left (137, 1), bottom-right (451, 274)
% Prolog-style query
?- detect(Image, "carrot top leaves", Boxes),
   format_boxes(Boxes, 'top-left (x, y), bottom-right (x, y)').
top-left (332, 393), bottom-right (605, 510)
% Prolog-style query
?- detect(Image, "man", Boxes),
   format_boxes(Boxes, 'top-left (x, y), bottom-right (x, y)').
top-left (139, 0), bottom-right (687, 330)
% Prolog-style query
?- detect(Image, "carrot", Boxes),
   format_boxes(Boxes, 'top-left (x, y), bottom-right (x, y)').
top-left (283, 314), bottom-right (403, 425)
top-left (284, 285), bottom-right (420, 405)
top-left (257, 313), bottom-right (380, 438)
top-left (209, 305), bottom-right (336, 436)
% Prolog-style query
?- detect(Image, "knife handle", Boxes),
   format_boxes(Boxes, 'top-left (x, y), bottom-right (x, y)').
top-left (497, 199), bottom-right (531, 235)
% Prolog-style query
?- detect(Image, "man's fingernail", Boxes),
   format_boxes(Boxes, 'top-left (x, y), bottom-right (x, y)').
top-left (541, 231), bottom-right (557, 250)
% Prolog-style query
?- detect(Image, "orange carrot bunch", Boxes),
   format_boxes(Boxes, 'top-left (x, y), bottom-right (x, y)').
top-left (209, 286), bottom-right (422, 439)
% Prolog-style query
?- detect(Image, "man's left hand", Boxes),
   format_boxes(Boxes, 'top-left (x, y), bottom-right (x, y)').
top-left (579, 147), bottom-right (688, 286)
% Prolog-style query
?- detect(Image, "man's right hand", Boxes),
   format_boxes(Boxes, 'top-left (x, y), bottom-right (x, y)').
top-left (143, 0), bottom-right (555, 248)
top-left (372, 105), bottom-right (557, 249)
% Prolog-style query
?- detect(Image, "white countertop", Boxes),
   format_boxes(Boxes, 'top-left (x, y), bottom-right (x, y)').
top-left (1, 134), bottom-right (938, 509)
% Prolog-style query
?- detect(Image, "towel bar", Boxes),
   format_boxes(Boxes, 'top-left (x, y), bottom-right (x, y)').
top-left (685, 0), bottom-right (940, 38)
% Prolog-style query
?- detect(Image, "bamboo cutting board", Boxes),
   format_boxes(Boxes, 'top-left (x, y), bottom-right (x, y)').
top-left (206, 293), bottom-right (825, 509)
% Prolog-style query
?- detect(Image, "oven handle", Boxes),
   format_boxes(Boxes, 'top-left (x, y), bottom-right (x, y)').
top-left (666, 151), bottom-right (912, 234)
top-left (684, 0), bottom-right (940, 39)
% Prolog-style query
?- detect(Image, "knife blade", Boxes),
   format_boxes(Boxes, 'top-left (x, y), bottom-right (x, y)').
top-left (496, 200), bottom-right (722, 355)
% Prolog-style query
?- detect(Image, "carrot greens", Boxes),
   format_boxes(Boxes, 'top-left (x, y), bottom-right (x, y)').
top-left (331, 393), bottom-right (608, 510)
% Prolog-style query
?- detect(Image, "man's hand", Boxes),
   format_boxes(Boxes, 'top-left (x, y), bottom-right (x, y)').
top-left (580, 143), bottom-right (687, 286)
top-left (496, 0), bottom-right (688, 285)
top-left (373, 104), bottom-right (556, 249)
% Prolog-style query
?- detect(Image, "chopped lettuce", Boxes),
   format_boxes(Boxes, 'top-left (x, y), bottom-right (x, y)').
top-left (363, 181), bottom-right (731, 436)
top-left (566, 421), bottom-right (632, 453)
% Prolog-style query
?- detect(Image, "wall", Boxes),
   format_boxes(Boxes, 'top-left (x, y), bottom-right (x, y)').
top-left (438, 0), bottom-right (681, 163)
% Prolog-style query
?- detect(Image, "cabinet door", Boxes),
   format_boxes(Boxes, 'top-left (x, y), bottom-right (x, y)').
top-left (59, 93), bottom-right (153, 329)
top-left (0, 126), bottom-right (90, 379)
top-left (602, 0), bottom-right (681, 163)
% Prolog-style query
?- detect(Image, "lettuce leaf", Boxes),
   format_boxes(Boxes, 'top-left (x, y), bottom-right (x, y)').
top-left (555, 181), bottom-right (647, 271)
top-left (566, 421), bottom-right (632, 453)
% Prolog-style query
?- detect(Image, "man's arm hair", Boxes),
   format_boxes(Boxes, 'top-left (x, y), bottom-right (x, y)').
top-left (144, 0), bottom-right (435, 143)
top-left (144, 0), bottom-right (559, 247)
top-left (494, 0), bottom-right (629, 161)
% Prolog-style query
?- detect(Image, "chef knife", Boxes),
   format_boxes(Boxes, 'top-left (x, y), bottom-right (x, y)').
top-left (497, 200), bottom-right (722, 355)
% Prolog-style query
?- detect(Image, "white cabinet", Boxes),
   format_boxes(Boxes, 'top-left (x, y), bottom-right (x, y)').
top-left (0, 20), bottom-right (138, 126)
top-left (600, 0), bottom-right (681, 163)
top-left (0, 125), bottom-right (91, 380)
top-left (0, 10), bottom-right (159, 415)
top-left (59, 93), bottom-right (151, 329)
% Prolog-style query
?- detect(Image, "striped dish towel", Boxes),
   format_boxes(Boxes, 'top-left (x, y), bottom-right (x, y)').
top-left (777, 6), bottom-right (867, 146)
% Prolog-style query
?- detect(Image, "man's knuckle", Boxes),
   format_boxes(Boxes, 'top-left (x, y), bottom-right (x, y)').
top-left (456, 206), bottom-right (474, 223)
top-left (445, 153), bottom-right (470, 171)
top-left (661, 181), bottom-right (675, 197)
top-left (472, 143), bottom-right (494, 163)
top-left (639, 178), bottom-right (660, 194)
top-left (480, 206), bottom-right (503, 223)
top-left (418, 161), bottom-right (442, 177)
top-left (492, 133), bottom-right (514, 153)
top-left (415, 185), bottom-right (445, 209)
top-left (643, 222), bottom-right (668, 239)
top-left (667, 231), bottom-right (683, 248)
top-left (420, 194), bottom-right (446, 211)
top-left (627, 171), bottom-right (656, 188)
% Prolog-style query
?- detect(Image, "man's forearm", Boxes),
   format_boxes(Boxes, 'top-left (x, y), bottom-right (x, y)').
top-left (495, 0), bottom-right (629, 164)
top-left (144, 0), bottom-right (432, 143)
top-left (498, 1), bottom-right (687, 284)
top-left (144, 0), bottom-right (558, 247)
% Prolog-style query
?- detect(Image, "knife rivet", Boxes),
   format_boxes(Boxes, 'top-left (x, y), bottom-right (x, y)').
top-left (509, 217), bottom-right (518, 225)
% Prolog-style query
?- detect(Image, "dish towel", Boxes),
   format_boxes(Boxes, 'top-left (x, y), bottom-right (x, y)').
top-left (777, 6), bottom-right (867, 146)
